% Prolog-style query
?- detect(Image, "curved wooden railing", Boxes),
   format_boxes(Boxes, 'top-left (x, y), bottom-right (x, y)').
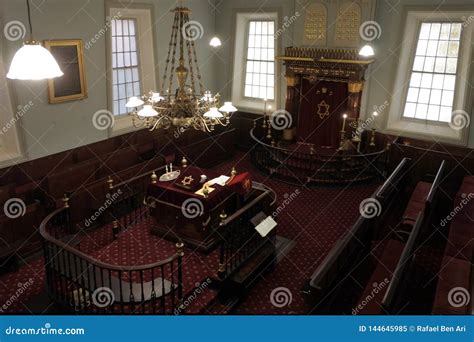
top-left (40, 169), bottom-right (183, 315)
top-left (250, 128), bottom-right (388, 186)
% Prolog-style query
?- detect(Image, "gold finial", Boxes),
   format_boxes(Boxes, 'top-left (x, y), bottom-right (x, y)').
top-left (107, 176), bottom-right (114, 189)
top-left (181, 156), bottom-right (188, 168)
top-left (151, 171), bottom-right (158, 184)
top-left (203, 184), bottom-right (209, 198)
top-left (62, 193), bottom-right (70, 208)
top-left (219, 210), bottom-right (227, 225)
top-left (231, 167), bottom-right (237, 176)
top-left (176, 241), bottom-right (184, 257)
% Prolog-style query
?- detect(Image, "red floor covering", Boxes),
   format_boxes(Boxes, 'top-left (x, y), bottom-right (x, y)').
top-left (0, 153), bottom-right (378, 314)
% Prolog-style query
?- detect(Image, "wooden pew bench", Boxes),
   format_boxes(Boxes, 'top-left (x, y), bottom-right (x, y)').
top-left (432, 175), bottom-right (474, 315)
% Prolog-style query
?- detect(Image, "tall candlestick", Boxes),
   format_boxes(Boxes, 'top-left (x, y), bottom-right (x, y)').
top-left (372, 111), bottom-right (378, 128)
top-left (342, 114), bottom-right (348, 132)
top-left (170, 163), bottom-right (173, 172)
top-left (166, 165), bottom-right (169, 173)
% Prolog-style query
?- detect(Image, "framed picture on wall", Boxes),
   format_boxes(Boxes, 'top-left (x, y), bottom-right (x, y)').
top-left (44, 39), bottom-right (87, 104)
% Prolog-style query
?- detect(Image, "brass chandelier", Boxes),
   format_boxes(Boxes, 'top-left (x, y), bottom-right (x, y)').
top-left (126, 4), bottom-right (236, 132)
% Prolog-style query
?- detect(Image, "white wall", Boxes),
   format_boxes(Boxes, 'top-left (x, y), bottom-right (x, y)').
top-left (0, 0), bottom-right (216, 162)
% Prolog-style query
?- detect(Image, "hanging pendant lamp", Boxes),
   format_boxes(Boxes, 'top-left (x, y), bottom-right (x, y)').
top-left (7, 0), bottom-right (63, 80)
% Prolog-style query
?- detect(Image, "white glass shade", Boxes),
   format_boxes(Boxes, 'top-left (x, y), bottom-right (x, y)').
top-left (126, 96), bottom-right (145, 108)
top-left (201, 91), bottom-right (213, 102)
top-left (7, 42), bottom-right (63, 80)
top-left (219, 102), bottom-right (237, 113)
top-left (209, 36), bottom-right (222, 47)
top-left (359, 44), bottom-right (375, 57)
top-left (151, 92), bottom-right (164, 103)
top-left (138, 105), bottom-right (158, 117)
top-left (204, 107), bottom-right (223, 119)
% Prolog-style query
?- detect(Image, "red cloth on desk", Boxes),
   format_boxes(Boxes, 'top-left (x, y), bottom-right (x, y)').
top-left (146, 166), bottom-right (234, 223)
top-left (226, 172), bottom-right (252, 195)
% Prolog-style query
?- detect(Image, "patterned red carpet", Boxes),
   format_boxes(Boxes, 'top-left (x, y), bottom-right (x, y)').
top-left (0, 152), bottom-right (378, 314)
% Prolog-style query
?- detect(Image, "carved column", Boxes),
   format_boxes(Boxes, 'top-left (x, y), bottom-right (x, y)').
top-left (347, 81), bottom-right (364, 119)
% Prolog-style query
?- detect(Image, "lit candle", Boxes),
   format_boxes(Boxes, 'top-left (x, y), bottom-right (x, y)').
top-left (342, 114), bottom-right (348, 132)
top-left (372, 111), bottom-right (378, 127)
top-left (264, 98), bottom-right (267, 115)
top-left (166, 165), bottom-right (169, 173)
top-left (170, 163), bottom-right (173, 172)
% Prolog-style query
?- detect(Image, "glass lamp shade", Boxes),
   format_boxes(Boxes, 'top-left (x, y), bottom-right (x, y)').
top-left (219, 102), bottom-right (237, 113)
top-left (7, 42), bottom-right (63, 80)
top-left (209, 36), bottom-right (222, 47)
top-left (359, 44), bottom-right (375, 57)
top-left (126, 96), bottom-right (145, 108)
top-left (137, 105), bottom-right (158, 117)
top-left (204, 107), bottom-right (223, 119)
top-left (151, 92), bottom-right (164, 103)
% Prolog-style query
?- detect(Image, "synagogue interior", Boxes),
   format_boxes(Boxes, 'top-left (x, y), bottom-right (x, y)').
top-left (0, 0), bottom-right (473, 315)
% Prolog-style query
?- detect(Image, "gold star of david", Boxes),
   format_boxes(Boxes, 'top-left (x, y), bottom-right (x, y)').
top-left (317, 100), bottom-right (330, 120)
top-left (181, 175), bottom-right (194, 186)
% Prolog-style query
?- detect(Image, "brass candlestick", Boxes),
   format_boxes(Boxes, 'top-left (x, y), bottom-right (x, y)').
top-left (338, 130), bottom-right (346, 151)
top-left (369, 128), bottom-right (376, 146)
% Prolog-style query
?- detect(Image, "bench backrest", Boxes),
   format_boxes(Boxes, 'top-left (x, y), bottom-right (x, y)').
top-left (376, 157), bottom-right (411, 202)
top-left (382, 212), bottom-right (424, 313)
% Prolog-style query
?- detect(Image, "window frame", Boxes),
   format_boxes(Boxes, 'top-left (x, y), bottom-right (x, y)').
top-left (386, 8), bottom-right (473, 145)
top-left (106, 2), bottom-right (158, 136)
top-left (231, 10), bottom-right (280, 114)
top-left (0, 31), bottom-right (25, 167)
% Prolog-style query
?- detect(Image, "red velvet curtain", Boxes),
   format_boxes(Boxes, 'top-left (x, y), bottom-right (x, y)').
top-left (297, 79), bottom-right (348, 147)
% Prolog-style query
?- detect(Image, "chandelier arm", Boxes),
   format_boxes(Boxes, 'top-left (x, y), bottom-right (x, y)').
top-left (185, 21), bottom-right (197, 97)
